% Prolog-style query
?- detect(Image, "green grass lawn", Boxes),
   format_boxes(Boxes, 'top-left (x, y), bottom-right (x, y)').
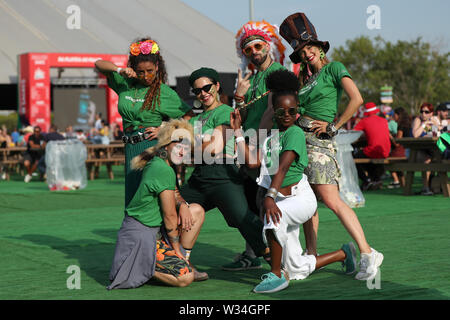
top-left (0, 166), bottom-right (449, 300)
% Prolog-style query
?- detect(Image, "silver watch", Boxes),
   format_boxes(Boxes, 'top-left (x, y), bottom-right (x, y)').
top-left (326, 123), bottom-right (338, 137)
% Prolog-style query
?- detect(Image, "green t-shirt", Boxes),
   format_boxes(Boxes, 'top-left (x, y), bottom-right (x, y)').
top-left (261, 125), bottom-right (308, 188)
top-left (107, 72), bottom-right (191, 130)
top-left (298, 61), bottom-right (352, 123)
top-left (125, 157), bottom-right (176, 227)
top-left (243, 62), bottom-right (286, 132)
top-left (189, 104), bottom-right (235, 156)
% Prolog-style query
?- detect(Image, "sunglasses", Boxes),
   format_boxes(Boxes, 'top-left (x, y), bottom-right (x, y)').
top-left (275, 107), bottom-right (297, 118)
top-left (420, 110), bottom-right (432, 114)
top-left (242, 42), bottom-right (265, 56)
top-left (191, 83), bottom-right (213, 95)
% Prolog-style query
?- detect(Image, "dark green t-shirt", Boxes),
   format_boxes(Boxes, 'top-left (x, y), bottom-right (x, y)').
top-left (243, 62), bottom-right (286, 131)
top-left (261, 125), bottom-right (308, 188)
top-left (107, 72), bottom-right (191, 130)
top-left (189, 104), bottom-right (235, 156)
top-left (125, 156), bottom-right (176, 227)
top-left (298, 61), bottom-right (352, 123)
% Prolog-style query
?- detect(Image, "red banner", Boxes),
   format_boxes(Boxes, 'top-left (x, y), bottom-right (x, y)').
top-left (18, 53), bottom-right (128, 131)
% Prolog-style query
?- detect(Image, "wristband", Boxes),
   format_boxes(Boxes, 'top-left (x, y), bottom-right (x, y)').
top-left (116, 67), bottom-right (123, 74)
top-left (235, 136), bottom-right (245, 144)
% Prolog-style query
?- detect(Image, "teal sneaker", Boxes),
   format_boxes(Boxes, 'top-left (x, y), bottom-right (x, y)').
top-left (222, 252), bottom-right (262, 271)
top-left (341, 242), bottom-right (357, 275)
top-left (253, 272), bottom-right (289, 293)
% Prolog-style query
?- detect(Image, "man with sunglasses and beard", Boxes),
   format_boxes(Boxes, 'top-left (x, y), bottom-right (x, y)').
top-left (221, 21), bottom-right (287, 271)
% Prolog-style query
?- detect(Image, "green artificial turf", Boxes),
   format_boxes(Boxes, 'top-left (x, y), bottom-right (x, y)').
top-left (0, 166), bottom-right (449, 300)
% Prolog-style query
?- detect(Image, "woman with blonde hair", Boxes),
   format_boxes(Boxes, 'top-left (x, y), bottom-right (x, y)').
top-left (107, 119), bottom-right (204, 289)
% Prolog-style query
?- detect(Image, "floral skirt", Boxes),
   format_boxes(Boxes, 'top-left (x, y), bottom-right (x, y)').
top-left (155, 239), bottom-right (192, 278)
top-left (303, 131), bottom-right (341, 185)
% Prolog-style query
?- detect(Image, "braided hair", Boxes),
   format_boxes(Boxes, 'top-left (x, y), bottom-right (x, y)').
top-left (127, 37), bottom-right (168, 111)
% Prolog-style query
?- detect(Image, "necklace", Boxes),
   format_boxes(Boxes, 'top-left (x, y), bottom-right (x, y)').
top-left (304, 66), bottom-right (323, 88)
top-left (249, 60), bottom-right (274, 101)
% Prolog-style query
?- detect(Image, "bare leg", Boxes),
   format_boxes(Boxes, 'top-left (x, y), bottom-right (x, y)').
top-left (315, 249), bottom-right (346, 269)
top-left (312, 184), bottom-right (371, 254)
top-left (302, 211), bottom-right (319, 256)
top-left (180, 204), bottom-right (205, 250)
top-left (391, 171), bottom-right (400, 183)
top-left (266, 230), bottom-right (282, 278)
top-left (152, 271), bottom-right (194, 287)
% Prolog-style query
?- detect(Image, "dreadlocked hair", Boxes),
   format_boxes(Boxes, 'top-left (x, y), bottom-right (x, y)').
top-left (127, 37), bottom-right (168, 111)
top-left (266, 69), bottom-right (300, 106)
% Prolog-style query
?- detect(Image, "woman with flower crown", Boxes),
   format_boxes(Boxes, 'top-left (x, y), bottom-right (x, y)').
top-left (95, 38), bottom-right (194, 207)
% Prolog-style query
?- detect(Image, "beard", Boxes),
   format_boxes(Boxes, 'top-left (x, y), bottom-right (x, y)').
top-left (251, 52), bottom-right (269, 67)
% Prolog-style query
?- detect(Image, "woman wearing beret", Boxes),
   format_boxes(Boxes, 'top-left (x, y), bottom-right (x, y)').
top-left (279, 13), bottom-right (383, 281)
top-left (95, 37), bottom-right (193, 207)
top-left (176, 67), bottom-right (269, 267)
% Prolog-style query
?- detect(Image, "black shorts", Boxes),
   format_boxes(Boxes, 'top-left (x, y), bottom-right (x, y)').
top-left (23, 151), bottom-right (43, 163)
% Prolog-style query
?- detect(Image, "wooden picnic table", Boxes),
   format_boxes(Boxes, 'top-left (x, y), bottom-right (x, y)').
top-left (386, 137), bottom-right (450, 197)
top-left (1, 143), bottom-right (125, 181)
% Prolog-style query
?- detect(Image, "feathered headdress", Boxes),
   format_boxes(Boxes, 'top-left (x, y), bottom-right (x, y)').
top-left (235, 20), bottom-right (286, 72)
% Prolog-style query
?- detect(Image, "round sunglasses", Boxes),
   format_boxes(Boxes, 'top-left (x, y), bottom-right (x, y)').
top-left (420, 110), bottom-right (432, 114)
top-left (242, 42), bottom-right (264, 56)
top-left (275, 107), bottom-right (297, 118)
top-left (191, 83), bottom-right (213, 96)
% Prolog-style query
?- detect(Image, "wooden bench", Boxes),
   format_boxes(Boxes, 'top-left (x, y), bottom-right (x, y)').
top-left (353, 156), bottom-right (407, 165)
top-left (85, 144), bottom-right (125, 180)
top-left (0, 147), bottom-right (26, 180)
top-left (1, 143), bottom-right (126, 181)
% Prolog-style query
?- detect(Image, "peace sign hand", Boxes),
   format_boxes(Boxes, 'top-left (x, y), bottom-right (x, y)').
top-left (235, 68), bottom-right (252, 97)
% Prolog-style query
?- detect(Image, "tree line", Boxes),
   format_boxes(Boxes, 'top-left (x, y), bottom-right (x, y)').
top-left (331, 36), bottom-right (449, 115)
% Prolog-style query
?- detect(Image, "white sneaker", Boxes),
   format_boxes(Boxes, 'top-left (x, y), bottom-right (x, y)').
top-left (24, 174), bottom-right (32, 183)
top-left (355, 248), bottom-right (384, 281)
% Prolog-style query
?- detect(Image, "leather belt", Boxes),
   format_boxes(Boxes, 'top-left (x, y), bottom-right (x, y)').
top-left (122, 132), bottom-right (151, 145)
top-left (124, 125), bottom-right (145, 133)
top-left (295, 118), bottom-right (332, 140)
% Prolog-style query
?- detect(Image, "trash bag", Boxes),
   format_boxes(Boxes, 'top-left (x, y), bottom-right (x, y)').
top-left (335, 130), bottom-right (365, 208)
top-left (45, 140), bottom-right (88, 191)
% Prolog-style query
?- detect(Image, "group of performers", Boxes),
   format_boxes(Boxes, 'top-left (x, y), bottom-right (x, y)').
top-left (96, 12), bottom-right (384, 293)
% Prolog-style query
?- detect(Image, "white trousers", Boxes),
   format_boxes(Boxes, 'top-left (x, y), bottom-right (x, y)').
top-left (262, 174), bottom-right (318, 280)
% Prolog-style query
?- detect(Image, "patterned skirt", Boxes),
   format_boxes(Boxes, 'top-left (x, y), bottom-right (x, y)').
top-left (303, 131), bottom-right (341, 185)
top-left (155, 239), bottom-right (192, 277)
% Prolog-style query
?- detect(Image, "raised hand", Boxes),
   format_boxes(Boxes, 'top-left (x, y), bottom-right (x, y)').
top-left (120, 67), bottom-right (137, 79)
top-left (230, 109), bottom-right (243, 130)
top-left (235, 68), bottom-right (252, 97)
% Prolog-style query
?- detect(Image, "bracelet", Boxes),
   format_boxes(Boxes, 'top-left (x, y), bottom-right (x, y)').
top-left (234, 94), bottom-right (245, 101)
top-left (235, 136), bottom-right (245, 143)
top-left (168, 235), bottom-right (180, 243)
top-left (265, 187), bottom-right (278, 200)
top-left (176, 200), bottom-right (189, 209)
top-left (116, 67), bottom-right (123, 74)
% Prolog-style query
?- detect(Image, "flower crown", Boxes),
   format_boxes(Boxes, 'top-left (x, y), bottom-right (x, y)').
top-left (129, 40), bottom-right (160, 56)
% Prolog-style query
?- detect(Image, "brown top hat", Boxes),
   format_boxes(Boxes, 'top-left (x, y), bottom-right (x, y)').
top-left (280, 12), bottom-right (330, 64)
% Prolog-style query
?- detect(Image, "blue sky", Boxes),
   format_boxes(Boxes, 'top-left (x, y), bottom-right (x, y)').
top-left (181, 0), bottom-right (450, 55)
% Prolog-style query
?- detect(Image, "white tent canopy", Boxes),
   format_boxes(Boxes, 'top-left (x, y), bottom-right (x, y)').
top-left (0, 0), bottom-right (240, 85)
